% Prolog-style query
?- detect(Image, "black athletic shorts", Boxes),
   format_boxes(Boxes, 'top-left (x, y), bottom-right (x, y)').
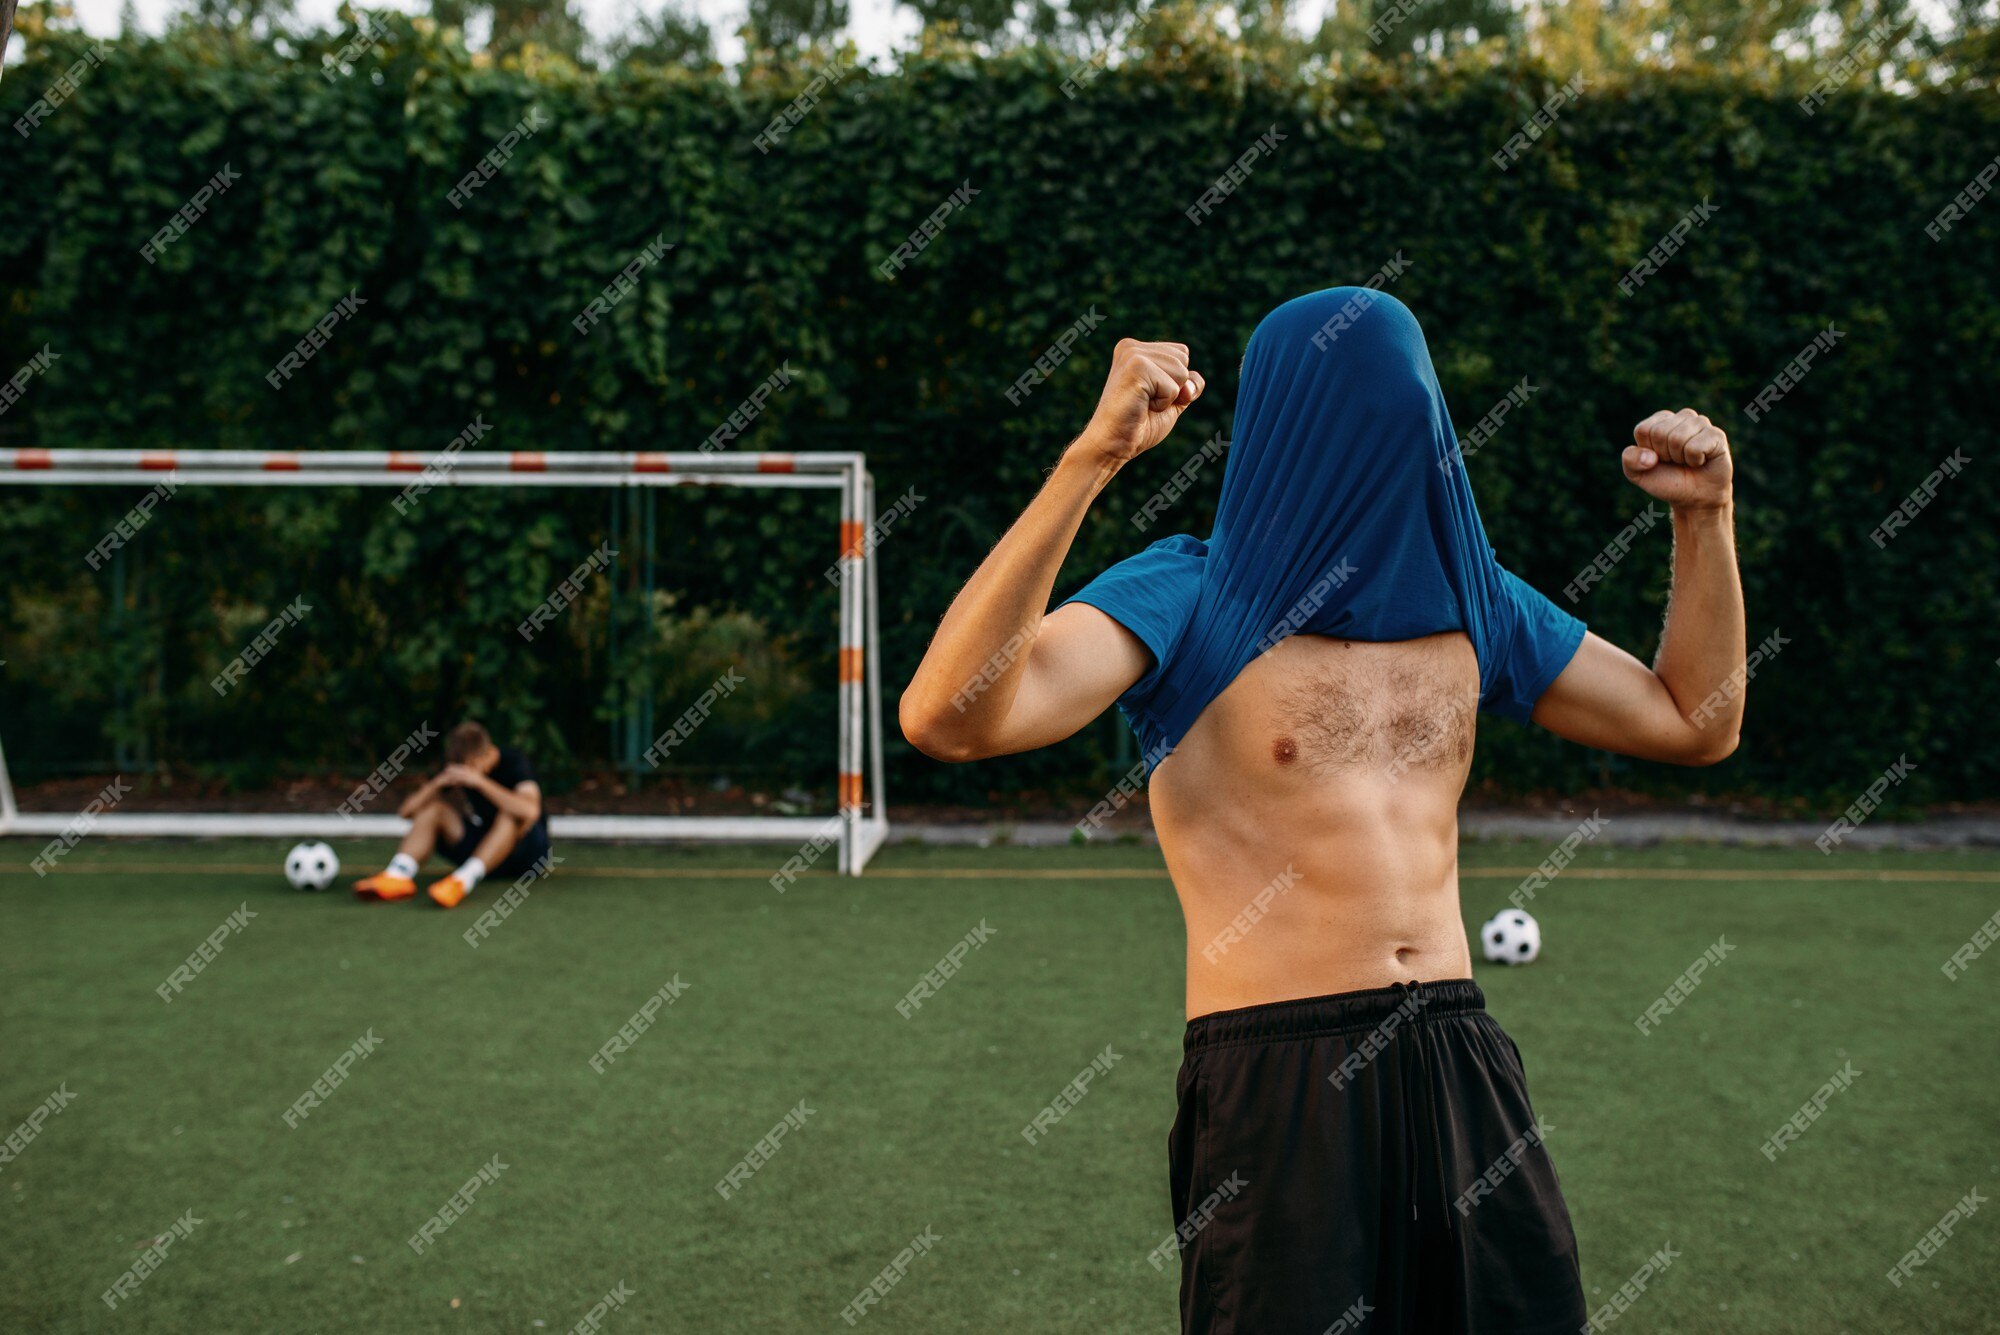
top-left (1168, 979), bottom-right (1585, 1335)
top-left (439, 817), bottom-right (552, 882)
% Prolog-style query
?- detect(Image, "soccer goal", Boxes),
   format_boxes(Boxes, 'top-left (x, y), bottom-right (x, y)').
top-left (0, 447), bottom-right (890, 875)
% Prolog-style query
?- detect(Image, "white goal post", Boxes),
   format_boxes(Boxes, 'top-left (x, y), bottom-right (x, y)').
top-left (0, 447), bottom-right (890, 875)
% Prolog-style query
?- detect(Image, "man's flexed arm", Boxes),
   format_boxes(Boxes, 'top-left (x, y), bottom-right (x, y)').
top-left (1533, 408), bottom-right (1746, 766)
top-left (900, 340), bottom-right (1206, 762)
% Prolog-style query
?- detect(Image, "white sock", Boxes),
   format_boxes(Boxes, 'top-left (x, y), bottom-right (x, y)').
top-left (386, 853), bottom-right (419, 880)
top-left (454, 857), bottom-right (487, 890)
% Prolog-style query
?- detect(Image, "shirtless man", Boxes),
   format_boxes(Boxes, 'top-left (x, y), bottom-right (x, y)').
top-left (899, 287), bottom-right (1743, 1334)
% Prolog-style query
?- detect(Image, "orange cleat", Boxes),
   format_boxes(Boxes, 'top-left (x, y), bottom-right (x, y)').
top-left (427, 875), bottom-right (471, 909)
top-left (353, 872), bottom-right (416, 901)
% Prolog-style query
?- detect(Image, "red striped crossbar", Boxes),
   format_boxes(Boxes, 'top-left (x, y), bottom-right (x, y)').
top-left (1, 450), bottom-right (864, 477)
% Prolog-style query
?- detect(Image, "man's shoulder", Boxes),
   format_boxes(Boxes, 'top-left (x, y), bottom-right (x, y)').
top-left (495, 747), bottom-right (538, 785)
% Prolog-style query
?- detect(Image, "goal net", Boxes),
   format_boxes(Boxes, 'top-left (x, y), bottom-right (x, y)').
top-left (0, 448), bottom-right (889, 875)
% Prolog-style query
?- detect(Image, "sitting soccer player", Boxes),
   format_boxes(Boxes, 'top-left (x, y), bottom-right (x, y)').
top-left (353, 721), bottom-right (551, 909)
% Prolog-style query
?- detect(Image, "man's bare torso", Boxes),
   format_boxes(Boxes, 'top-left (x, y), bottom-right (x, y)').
top-left (896, 335), bottom-right (1740, 1021)
top-left (1149, 632), bottom-right (1480, 1018)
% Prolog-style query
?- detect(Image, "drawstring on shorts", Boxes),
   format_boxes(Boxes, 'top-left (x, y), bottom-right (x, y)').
top-left (1391, 979), bottom-right (1453, 1234)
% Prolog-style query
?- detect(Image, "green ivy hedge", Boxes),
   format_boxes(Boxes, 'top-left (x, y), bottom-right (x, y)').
top-left (2, 22), bottom-right (1995, 809)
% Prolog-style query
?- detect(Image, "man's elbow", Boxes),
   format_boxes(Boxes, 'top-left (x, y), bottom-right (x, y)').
top-left (1676, 724), bottom-right (1740, 767)
top-left (899, 692), bottom-right (986, 763)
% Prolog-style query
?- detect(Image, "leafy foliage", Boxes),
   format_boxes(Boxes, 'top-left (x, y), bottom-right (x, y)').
top-left (1, 20), bottom-right (1994, 808)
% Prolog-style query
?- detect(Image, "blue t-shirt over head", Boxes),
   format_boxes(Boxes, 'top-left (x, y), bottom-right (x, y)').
top-left (1061, 286), bottom-right (1585, 773)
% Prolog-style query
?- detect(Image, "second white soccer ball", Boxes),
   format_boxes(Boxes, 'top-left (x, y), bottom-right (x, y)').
top-left (285, 841), bottom-right (340, 892)
top-left (1480, 909), bottom-right (1541, 966)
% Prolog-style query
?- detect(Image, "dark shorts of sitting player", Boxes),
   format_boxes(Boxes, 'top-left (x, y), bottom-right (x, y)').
top-left (1168, 979), bottom-right (1586, 1335)
top-left (439, 815), bottom-right (552, 882)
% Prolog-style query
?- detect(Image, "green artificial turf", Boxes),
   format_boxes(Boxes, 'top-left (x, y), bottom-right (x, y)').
top-left (2, 838), bottom-right (1997, 1333)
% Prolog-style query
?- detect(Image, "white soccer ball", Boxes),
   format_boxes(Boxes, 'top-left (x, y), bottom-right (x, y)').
top-left (285, 841), bottom-right (340, 892)
top-left (1480, 908), bottom-right (1541, 966)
